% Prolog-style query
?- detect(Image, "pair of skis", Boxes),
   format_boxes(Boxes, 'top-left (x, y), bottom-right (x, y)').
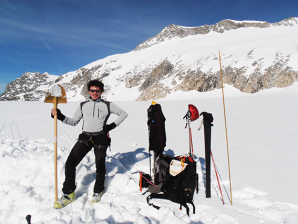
top-left (185, 107), bottom-right (225, 204)
top-left (199, 111), bottom-right (225, 204)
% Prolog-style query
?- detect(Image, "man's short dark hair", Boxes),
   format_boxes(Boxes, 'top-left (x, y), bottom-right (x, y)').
top-left (87, 80), bottom-right (104, 92)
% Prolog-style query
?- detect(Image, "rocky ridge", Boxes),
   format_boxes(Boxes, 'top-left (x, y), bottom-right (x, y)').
top-left (0, 72), bottom-right (58, 101)
top-left (0, 17), bottom-right (297, 101)
top-left (134, 17), bottom-right (298, 51)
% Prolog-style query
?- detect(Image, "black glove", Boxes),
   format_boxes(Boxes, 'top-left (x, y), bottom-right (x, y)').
top-left (103, 122), bottom-right (116, 133)
top-left (51, 109), bottom-right (65, 121)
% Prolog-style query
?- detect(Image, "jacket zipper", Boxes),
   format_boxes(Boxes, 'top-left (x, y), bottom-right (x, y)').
top-left (93, 102), bottom-right (95, 117)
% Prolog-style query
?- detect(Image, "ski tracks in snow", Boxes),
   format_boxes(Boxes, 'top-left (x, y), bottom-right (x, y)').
top-left (0, 117), bottom-right (23, 139)
top-left (226, 187), bottom-right (298, 223)
top-left (197, 158), bottom-right (298, 224)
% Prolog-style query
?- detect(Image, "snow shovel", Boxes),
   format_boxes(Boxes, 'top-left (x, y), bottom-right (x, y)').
top-left (44, 84), bottom-right (67, 202)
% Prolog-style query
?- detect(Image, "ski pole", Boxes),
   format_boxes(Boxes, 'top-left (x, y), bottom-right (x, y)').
top-left (189, 119), bottom-right (194, 159)
top-left (140, 172), bottom-right (142, 191)
top-left (211, 150), bottom-right (225, 204)
top-left (149, 150), bottom-right (151, 177)
top-left (26, 215), bottom-right (31, 224)
top-left (149, 150), bottom-right (156, 183)
top-left (188, 118), bottom-right (191, 157)
top-left (184, 112), bottom-right (194, 159)
top-left (152, 151), bottom-right (156, 184)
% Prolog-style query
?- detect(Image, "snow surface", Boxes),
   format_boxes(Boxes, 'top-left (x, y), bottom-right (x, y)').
top-left (48, 85), bottom-right (63, 97)
top-left (0, 84), bottom-right (298, 223)
top-left (228, 19), bottom-right (267, 23)
top-left (57, 20), bottom-right (298, 101)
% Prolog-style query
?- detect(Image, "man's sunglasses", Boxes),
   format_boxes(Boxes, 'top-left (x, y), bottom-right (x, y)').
top-left (89, 89), bottom-right (101, 93)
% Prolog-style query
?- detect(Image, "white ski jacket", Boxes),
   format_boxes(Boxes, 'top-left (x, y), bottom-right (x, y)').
top-left (63, 98), bottom-right (128, 133)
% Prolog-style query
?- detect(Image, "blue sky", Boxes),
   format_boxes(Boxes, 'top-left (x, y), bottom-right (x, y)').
top-left (0, 0), bottom-right (297, 94)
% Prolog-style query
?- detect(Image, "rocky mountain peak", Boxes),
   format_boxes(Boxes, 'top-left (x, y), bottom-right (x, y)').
top-left (134, 19), bottom-right (272, 51)
top-left (274, 17), bottom-right (298, 26)
top-left (0, 72), bottom-right (58, 101)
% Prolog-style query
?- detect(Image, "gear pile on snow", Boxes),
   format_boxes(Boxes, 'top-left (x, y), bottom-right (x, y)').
top-left (147, 154), bottom-right (198, 216)
top-left (141, 103), bottom-right (200, 216)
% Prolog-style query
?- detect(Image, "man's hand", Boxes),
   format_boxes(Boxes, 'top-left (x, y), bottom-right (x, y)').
top-left (51, 108), bottom-right (65, 121)
top-left (103, 122), bottom-right (116, 133)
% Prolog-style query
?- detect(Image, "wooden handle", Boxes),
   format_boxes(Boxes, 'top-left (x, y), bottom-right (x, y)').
top-left (219, 51), bottom-right (233, 205)
top-left (54, 97), bottom-right (58, 202)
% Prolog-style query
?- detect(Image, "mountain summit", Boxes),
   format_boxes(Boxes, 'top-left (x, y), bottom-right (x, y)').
top-left (134, 19), bottom-right (272, 51)
top-left (1, 17), bottom-right (297, 101)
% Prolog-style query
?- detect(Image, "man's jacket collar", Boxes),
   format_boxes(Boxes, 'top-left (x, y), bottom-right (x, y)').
top-left (89, 97), bottom-right (102, 102)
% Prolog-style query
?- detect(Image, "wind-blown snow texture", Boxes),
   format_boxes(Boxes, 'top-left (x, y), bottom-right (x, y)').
top-left (0, 84), bottom-right (298, 223)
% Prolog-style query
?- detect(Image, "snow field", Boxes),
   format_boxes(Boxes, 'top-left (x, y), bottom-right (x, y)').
top-left (0, 83), bottom-right (298, 223)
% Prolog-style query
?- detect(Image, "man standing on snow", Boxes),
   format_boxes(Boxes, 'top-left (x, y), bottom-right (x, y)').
top-left (51, 80), bottom-right (128, 208)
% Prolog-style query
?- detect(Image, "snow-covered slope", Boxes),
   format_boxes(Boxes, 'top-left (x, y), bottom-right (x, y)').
top-left (0, 84), bottom-right (298, 223)
top-left (1, 17), bottom-right (298, 101)
top-left (43, 17), bottom-right (298, 101)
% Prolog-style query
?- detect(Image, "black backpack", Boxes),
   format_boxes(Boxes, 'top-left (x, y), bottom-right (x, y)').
top-left (146, 154), bottom-right (198, 216)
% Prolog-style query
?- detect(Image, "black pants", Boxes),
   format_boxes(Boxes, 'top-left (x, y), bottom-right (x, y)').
top-left (62, 132), bottom-right (109, 194)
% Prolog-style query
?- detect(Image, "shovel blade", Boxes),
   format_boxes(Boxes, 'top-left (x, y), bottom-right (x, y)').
top-left (44, 84), bottom-right (67, 104)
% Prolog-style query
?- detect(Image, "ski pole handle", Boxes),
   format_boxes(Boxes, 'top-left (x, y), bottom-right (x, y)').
top-left (26, 215), bottom-right (31, 224)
